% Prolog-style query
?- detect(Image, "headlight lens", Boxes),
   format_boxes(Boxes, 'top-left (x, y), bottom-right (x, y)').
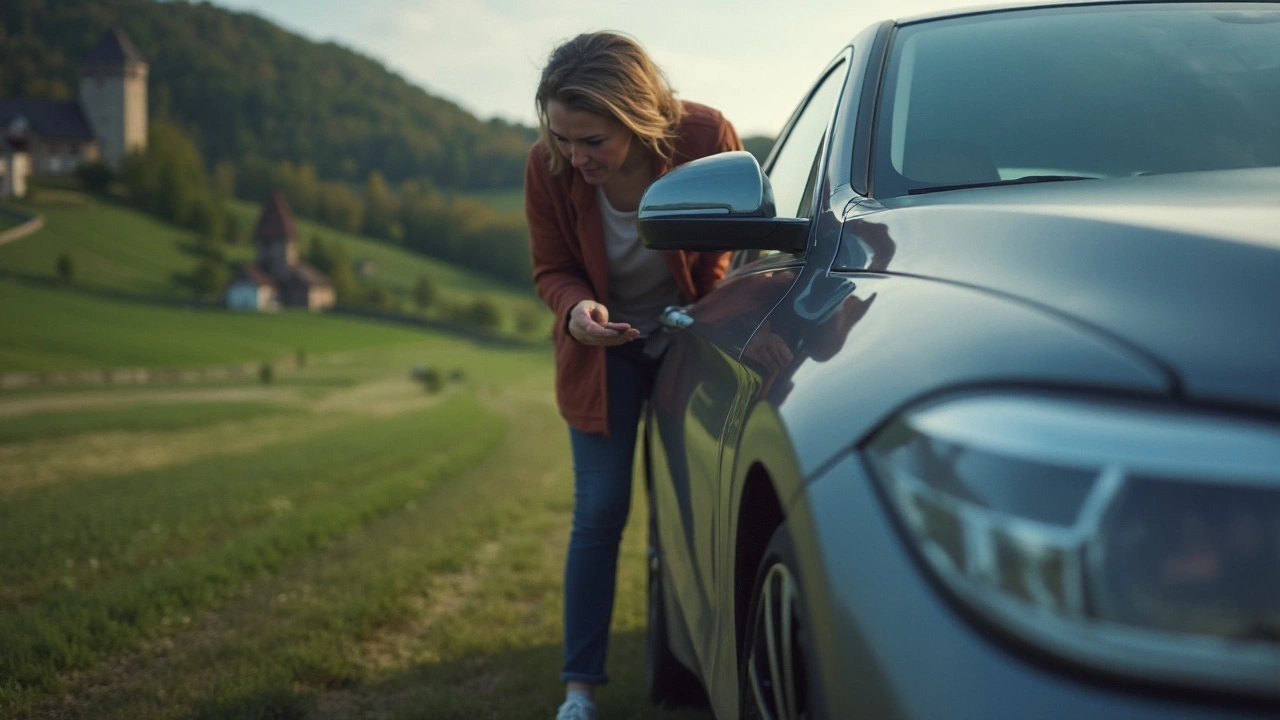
top-left (865, 393), bottom-right (1280, 696)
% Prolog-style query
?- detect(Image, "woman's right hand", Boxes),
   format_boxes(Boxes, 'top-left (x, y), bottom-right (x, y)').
top-left (568, 300), bottom-right (640, 346)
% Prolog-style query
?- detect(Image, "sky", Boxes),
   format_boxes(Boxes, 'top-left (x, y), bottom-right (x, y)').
top-left (205, 0), bottom-right (1037, 138)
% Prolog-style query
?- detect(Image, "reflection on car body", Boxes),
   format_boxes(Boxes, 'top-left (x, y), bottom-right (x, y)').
top-left (639, 2), bottom-right (1280, 719)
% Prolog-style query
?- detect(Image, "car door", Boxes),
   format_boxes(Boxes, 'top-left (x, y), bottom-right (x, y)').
top-left (646, 55), bottom-right (852, 677)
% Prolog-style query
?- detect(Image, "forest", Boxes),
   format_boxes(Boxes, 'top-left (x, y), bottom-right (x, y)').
top-left (0, 0), bottom-right (536, 191)
top-left (2, 0), bottom-right (773, 289)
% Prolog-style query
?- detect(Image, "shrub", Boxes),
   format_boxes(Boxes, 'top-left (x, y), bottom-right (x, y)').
top-left (413, 275), bottom-right (437, 311)
top-left (412, 365), bottom-right (442, 393)
top-left (467, 295), bottom-right (502, 329)
top-left (56, 253), bottom-right (74, 284)
top-left (514, 304), bottom-right (541, 335)
top-left (76, 161), bottom-right (113, 193)
top-left (259, 362), bottom-right (274, 384)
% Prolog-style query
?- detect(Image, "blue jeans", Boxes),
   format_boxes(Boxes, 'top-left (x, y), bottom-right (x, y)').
top-left (562, 341), bottom-right (660, 685)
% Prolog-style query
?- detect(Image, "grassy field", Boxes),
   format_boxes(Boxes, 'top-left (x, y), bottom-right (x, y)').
top-left (0, 193), bottom-right (216, 297)
top-left (0, 335), bottom-right (711, 720)
top-left (0, 190), bottom-right (547, 335)
top-left (464, 188), bottom-right (525, 219)
top-left (0, 279), bottom-right (437, 372)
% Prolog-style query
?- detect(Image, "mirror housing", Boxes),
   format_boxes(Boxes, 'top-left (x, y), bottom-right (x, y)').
top-left (638, 151), bottom-right (809, 253)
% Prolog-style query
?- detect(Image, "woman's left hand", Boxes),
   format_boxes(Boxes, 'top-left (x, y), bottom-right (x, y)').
top-left (568, 300), bottom-right (641, 346)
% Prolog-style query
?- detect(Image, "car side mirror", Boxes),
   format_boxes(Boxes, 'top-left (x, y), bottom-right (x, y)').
top-left (638, 151), bottom-right (809, 253)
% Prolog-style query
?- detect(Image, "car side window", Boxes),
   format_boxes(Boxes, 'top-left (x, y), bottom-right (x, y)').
top-left (768, 60), bottom-right (847, 220)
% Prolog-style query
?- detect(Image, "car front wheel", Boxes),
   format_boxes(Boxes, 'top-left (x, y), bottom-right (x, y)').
top-left (741, 524), bottom-right (812, 720)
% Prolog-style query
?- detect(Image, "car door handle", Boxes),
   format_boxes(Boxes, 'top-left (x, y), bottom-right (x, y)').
top-left (660, 305), bottom-right (694, 330)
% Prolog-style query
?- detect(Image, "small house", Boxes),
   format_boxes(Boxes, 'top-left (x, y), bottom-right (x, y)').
top-left (226, 191), bottom-right (334, 311)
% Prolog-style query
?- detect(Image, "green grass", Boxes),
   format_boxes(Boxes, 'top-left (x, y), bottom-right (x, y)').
top-left (0, 280), bottom-right (433, 372)
top-left (0, 333), bottom-right (711, 719)
top-left (462, 187), bottom-right (525, 219)
top-left (0, 401), bottom-right (295, 444)
top-left (0, 394), bottom-right (505, 690)
top-left (0, 355), bottom-right (708, 720)
top-left (0, 193), bottom-right (217, 297)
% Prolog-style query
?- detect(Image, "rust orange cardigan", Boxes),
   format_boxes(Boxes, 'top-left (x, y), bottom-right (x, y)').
top-left (524, 101), bottom-right (743, 434)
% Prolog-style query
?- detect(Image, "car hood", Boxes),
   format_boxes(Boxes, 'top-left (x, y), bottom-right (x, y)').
top-left (843, 166), bottom-right (1280, 411)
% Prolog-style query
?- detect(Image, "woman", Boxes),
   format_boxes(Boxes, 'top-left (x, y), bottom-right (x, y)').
top-left (524, 31), bottom-right (742, 720)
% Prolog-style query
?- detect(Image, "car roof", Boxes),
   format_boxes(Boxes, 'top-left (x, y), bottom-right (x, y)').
top-left (894, 0), bottom-right (1279, 26)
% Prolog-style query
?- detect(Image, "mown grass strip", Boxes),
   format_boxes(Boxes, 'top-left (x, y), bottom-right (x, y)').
top-left (3, 390), bottom-right (709, 720)
top-left (0, 395), bottom-right (490, 609)
top-left (0, 399), bottom-right (506, 699)
top-left (0, 401), bottom-right (296, 445)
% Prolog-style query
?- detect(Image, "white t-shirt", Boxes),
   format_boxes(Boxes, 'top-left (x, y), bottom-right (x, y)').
top-left (598, 187), bottom-right (682, 336)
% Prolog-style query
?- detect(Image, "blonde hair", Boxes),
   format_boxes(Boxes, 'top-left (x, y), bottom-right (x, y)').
top-left (535, 32), bottom-right (684, 175)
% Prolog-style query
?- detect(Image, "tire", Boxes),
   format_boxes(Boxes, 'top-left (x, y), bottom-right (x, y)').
top-left (646, 491), bottom-right (709, 707)
top-left (740, 524), bottom-right (813, 720)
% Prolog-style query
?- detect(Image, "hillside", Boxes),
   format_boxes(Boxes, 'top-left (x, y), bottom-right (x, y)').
top-left (0, 0), bottom-right (536, 190)
top-left (0, 188), bottom-right (549, 362)
top-left (0, 190), bottom-right (534, 299)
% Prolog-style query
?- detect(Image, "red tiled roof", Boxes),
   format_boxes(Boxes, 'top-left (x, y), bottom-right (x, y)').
top-left (253, 190), bottom-right (297, 245)
top-left (233, 264), bottom-right (276, 287)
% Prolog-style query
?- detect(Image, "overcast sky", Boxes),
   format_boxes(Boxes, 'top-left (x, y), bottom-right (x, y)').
top-left (205, 0), bottom-right (1036, 138)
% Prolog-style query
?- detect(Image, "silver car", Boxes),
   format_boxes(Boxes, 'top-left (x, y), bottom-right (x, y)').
top-left (640, 2), bottom-right (1280, 718)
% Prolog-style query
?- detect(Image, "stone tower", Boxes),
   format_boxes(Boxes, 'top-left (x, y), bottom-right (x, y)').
top-left (78, 28), bottom-right (148, 169)
top-left (254, 191), bottom-right (300, 279)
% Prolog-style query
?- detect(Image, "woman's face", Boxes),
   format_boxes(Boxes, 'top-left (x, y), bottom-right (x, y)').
top-left (546, 100), bottom-right (643, 185)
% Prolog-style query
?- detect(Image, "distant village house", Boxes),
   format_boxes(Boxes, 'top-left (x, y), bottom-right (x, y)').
top-left (226, 191), bottom-right (335, 312)
top-left (0, 28), bottom-right (148, 198)
top-left (0, 137), bottom-right (31, 199)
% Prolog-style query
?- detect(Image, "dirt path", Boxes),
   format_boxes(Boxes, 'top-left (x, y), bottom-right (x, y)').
top-left (0, 386), bottom-right (307, 419)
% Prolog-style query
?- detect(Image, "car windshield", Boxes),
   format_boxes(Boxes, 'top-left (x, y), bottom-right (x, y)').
top-left (873, 3), bottom-right (1280, 197)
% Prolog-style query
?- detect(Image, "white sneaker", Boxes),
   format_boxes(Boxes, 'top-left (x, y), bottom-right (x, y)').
top-left (555, 693), bottom-right (598, 720)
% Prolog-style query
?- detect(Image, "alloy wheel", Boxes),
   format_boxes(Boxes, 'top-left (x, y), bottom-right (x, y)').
top-left (746, 562), bottom-right (809, 720)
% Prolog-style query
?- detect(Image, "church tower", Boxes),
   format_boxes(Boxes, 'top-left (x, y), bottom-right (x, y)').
top-left (78, 28), bottom-right (148, 169)
top-left (253, 191), bottom-right (300, 280)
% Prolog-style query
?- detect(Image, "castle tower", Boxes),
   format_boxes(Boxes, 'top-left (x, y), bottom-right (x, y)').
top-left (78, 28), bottom-right (148, 169)
top-left (254, 191), bottom-right (299, 280)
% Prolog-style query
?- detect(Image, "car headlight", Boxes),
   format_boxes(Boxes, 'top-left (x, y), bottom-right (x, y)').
top-left (865, 392), bottom-right (1280, 696)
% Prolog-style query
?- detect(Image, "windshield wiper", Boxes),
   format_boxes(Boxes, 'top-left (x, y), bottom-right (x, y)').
top-left (907, 175), bottom-right (1097, 195)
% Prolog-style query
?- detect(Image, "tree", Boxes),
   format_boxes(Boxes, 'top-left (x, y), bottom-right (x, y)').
top-left (366, 285), bottom-right (396, 311)
top-left (224, 212), bottom-right (243, 245)
top-left (307, 235), bottom-right (332, 273)
top-left (327, 242), bottom-right (358, 301)
top-left (192, 258), bottom-right (229, 297)
top-left (467, 295), bottom-right (502, 329)
top-left (119, 121), bottom-right (225, 239)
top-left (362, 171), bottom-right (396, 240)
top-left (413, 275), bottom-right (436, 310)
top-left (212, 160), bottom-right (237, 199)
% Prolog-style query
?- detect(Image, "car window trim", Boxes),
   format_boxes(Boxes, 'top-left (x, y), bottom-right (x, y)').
top-left (855, 21), bottom-right (896, 198)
